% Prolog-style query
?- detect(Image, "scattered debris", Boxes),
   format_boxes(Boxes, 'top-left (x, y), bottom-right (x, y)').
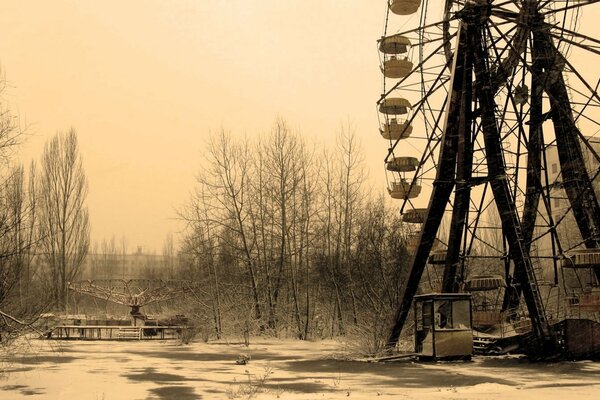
top-left (236, 354), bottom-right (251, 365)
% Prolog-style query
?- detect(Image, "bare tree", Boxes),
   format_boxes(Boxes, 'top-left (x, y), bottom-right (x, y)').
top-left (38, 129), bottom-right (90, 311)
top-left (185, 129), bottom-right (262, 325)
top-left (0, 165), bottom-right (45, 343)
top-left (337, 122), bottom-right (365, 325)
top-left (0, 71), bottom-right (44, 344)
top-left (261, 119), bottom-right (305, 332)
top-left (0, 71), bottom-right (22, 162)
top-left (162, 232), bottom-right (176, 279)
top-left (259, 118), bottom-right (318, 338)
top-left (177, 118), bottom-right (412, 344)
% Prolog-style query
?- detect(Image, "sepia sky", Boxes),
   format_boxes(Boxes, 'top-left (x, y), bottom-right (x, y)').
top-left (1, 1), bottom-right (600, 252)
top-left (0, 0), bottom-right (390, 252)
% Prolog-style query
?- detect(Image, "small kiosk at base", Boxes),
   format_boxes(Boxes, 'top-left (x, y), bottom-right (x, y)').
top-left (414, 293), bottom-right (473, 360)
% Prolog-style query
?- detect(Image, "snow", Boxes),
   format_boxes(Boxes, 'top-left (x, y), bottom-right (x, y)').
top-left (1, 338), bottom-right (599, 399)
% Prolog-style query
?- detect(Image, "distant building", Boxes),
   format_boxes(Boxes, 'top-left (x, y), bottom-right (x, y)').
top-left (80, 246), bottom-right (179, 280)
top-left (544, 137), bottom-right (600, 248)
top-left (536, 137), bottom-right (600, 288)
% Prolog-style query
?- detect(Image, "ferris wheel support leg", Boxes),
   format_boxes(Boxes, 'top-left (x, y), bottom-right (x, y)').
top-left (386, 182), bottom-right (456, 348)
top-left (503, 28), bottom-right (547, 312)
top-left (473, 25), bottom-right (558, 355)
top-left (386, 23), bottom-right (470, 349)
top-left (442, 24), bottom-right (475, 294)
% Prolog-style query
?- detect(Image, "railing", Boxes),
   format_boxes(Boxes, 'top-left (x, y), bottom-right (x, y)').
top-left (43, 325), bottom-right (188, 340)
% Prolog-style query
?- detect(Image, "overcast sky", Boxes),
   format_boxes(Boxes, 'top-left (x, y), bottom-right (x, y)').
top-left (1, 1), bottom-right (599, 252)
top-left (0, 0), bottom-right (393, 252)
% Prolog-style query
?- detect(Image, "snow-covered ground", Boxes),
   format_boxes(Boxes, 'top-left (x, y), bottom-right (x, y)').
top-left (1, 337), bottom-right (599, 399)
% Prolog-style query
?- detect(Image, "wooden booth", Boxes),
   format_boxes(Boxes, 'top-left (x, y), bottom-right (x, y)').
top-left (414, 293), bottom-right (473, 360)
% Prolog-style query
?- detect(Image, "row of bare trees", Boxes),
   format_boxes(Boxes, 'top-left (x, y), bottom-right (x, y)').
top-left (0, 118), bottom-right (89, 343)
top-left (179, 119), bottom-right (411, 343)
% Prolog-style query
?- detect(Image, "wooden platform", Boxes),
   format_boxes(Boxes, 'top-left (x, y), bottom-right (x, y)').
top-left (43, 325), bottom-right (188, 340)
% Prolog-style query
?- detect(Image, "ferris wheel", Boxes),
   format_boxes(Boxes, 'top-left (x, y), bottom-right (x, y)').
top-left (378, 0), bottom-right (600, 355)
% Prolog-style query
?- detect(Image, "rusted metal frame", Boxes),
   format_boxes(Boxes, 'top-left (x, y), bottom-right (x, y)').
top-left (443, 1), bottom-right (517, 65)
top-left (539, 161), bottom-right (600, 249)
top-left (503, 30), bottom-right (546, 312)
top-left (518, 35), bottom-right (541, 244)
top-left (560, 58), bottom-right (600, 148)
top-left (488, 17), bottom-right (600, 197)
top-left (384, 18), bottom-right (459, 41)
top-left (459, 195), bottom-right (472, 283)
top-left (487, 21), bottom-right (520, 61)
top-left (485, 36), bottom-right (529, 203)
top-left (547, 22), bottom-right (600, 52)
top-left (498, 17), bottom-right (600, 118)
top-left (540, 0), bottom-right (600, 16)
top-left (501, 12), bottom-right (600, 59)
top-left (487, 25), bottom-right (535, 309)
top-left (547, 31), bottom-right (600, 57)
top-left (536, 30), bottom-right (600, 282)
top-left (539, 133), bottom-right (563, 285)
top-left (487, 14), bottom-right (600, 276)
top-left (473, 22), bottom-right (557, 351)
top-left (465, 183), bottom-right (492, 259)
top-left (386, 23), bottom-right (468, 348)
top-left (488, 1), bottom-right (539, 94)
top-left (442, 22), bottom-right (475, 293)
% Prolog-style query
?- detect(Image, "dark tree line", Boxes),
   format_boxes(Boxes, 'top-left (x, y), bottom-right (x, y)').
top-left (179, 119), bottom-right (412, 350)
top-left (0, 90), bottom-right (89, 345)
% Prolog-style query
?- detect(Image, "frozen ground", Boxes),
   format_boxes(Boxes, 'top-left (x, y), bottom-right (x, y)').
top-left (1, 337), bottom-right (599, 399)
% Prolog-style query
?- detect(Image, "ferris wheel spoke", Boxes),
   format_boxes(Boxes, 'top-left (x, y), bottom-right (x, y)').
top-left (567, 80), bottom-right (600, 126)
top-left (540, 0), bottom-right (600, 15)
top-left (484, 21), bottom-right (520, 64)
top-left (535, 138), bottom-right (567, 258)
top-left (545, 32), bottom-right (600, 184)
top-left (397, 101), bottom-right (449, 212)
top-left (548, 30), bottom-right (600, 57)
top-left (560, 56), bottom-right (600, 109)
top-left (385, 18), bottom-right (458, 41)
top-left (484, 3), bottom-right (539, 92)
top-left (549, 20), bottom-right (600, 48)
top-left (546, 163), bottom-right (600, 253)
top-left (385, 68), bottom-right (451, 162)
top-left (488, 19), bottom-right (600, 174)
top-left (465, 183), bottom-right (489, 256)
top-left (466, 190), bottom-right (508, 257)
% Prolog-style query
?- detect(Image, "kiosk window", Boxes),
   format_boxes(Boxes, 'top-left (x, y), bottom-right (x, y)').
top-left (452, 300), bottom-right (470, 329)
top-left (422, 301), bottom-right (432, 328)
top-left (434, 299), bottom-right (470, 330)
top-left (435, 300), bottom-right (452, 329)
